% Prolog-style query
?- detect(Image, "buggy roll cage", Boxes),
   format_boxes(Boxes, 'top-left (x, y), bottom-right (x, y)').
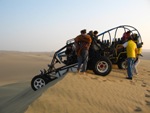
top-left (97, 25), bottom-right (143, 47)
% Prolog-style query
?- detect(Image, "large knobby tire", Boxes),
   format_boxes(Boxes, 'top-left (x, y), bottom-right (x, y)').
top-left (117, 59), bottom-right (127, 69)
top-left (93, 57), bottom-right (112, 76)
top-left (31, 75), bottom-right (49, 91)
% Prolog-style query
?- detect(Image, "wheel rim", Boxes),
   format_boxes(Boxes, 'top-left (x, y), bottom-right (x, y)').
top-left (122, 61), bottom-right (127, 69)
top-left (34, 78), bottom-right (46, 90)
top-left (96, 61), bottom-right (109, 73)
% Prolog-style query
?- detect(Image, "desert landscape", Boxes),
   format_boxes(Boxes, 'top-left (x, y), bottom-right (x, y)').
top-left (0, 51), bottom-right (150, 113)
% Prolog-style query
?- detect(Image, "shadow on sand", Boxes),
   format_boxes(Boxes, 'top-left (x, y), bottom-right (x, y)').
top-left (0, 75), bottom-right (66, 113)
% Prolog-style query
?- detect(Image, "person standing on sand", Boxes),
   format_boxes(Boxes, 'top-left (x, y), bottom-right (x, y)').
top-left (132, 34), bottom-right (143, 75)
top-left (117, 36), bottom-right (138, 80)
top-left (74, 29), bottom-right (92, 74)
top-left (133, 48), bottom-right (142, 75)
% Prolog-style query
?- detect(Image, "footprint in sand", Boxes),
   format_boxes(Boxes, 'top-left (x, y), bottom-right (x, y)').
top-left (145, 90), bottom-right (150, 107)
top-left (134, 106), bottom-right (142, 112)
top-left (145, 100), bottom-right (150, 106)
top-left (141, 82), bottom-right (147, 87)
top-left (90, 77), bottom-right (99, 80)
top-left (109, 79), bottom-right (116, 82)
top-left (130, 81), bottom-right (136, 85)
top-left (119, 80), bottom-right (123, 82)
top-left (145, 94), bottom-right (150, 98)
top-left (146, 89), bottom-right (150, 93)
top-left (103, 79), bottom-right (107, 82)
top-left (141, 84), bottom-right (146, 87)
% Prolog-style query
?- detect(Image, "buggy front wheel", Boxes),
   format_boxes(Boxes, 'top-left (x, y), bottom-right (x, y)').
top-left (31, 75), bottom-right (49, 91)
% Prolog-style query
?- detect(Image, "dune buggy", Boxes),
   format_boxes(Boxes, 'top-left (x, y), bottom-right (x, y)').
top-left (31, 38), bottom-right (112, 91)
top-left (31, 25), bottom-right (143, 91)
top-left (96, 25), bottom-right (143, 69)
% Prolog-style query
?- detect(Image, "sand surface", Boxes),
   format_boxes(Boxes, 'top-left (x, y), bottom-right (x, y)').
top-left (0, 51), bottom-right (150, 113)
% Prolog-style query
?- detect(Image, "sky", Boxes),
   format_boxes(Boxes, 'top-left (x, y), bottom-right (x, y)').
top-left (0, 0), bottom-right (150, 52)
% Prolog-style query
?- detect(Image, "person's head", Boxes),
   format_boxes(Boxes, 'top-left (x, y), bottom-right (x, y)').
top-left (131, 33), bottom-right (139, 42)
top-left (88, 30), bottom-right (94, 36)
top-left (128, 33), bottom-right (137, 41)
top-left (126, 31), bottom-right (131, 34)
top-left (122, 31), bottom-right (131, 41)
top-left (80, 29), bottom-right (86, 35)
top-left (94, 30), bottom-right (98, 36)
top-left (123, 31), bottom-right (131, 38)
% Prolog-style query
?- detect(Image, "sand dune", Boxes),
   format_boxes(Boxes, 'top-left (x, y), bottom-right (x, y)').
top-left (25, 65), bottom-right (150, 113)
top-left (0, 51), bottom-right (52, 86)
top-left (0, 51), bottom-right (150, 113)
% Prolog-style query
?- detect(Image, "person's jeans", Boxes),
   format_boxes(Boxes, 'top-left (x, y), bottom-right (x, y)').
top-left (127, 58), bottom-right (135, 78)
top-left (77, 49), bottom-right (88, 72)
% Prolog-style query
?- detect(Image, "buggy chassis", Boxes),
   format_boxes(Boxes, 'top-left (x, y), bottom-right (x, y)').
top-left (31, 38), bottom-right (112, 91)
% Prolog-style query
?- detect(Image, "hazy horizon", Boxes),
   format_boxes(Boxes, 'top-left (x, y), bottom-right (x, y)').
top-left (1, 49), bottom-right (150, 53)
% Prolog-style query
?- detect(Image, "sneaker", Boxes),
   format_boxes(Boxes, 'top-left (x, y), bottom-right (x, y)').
top-left (126, 77), bottom-right (132, 80)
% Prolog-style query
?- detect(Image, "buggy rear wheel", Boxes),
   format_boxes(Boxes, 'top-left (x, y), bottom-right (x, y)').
top-left (117, 59), bottom-right (127, 69)
top-left (93, 57), bottom-right (112, 76)
top-left (31, 75), bottom-right (49, 91)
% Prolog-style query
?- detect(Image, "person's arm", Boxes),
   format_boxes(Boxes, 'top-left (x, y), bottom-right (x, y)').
top-left (117, 41), bottom-right (127, 49)
top-left (116, 44), bottom-right (123, 50)
top-left (74, 36), bottom-right (79, 43)
top-left (135, 44), bottom-right (138, 57)
top-left (135, 48), bottom-right (138, 55)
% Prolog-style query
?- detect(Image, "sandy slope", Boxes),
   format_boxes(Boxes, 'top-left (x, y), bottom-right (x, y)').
top-left (25, 64), bottom-right (150, 113)
top-left (0, 77), bottom-right (64, 113)
top-left (0, 51), bottom-right (150, 113)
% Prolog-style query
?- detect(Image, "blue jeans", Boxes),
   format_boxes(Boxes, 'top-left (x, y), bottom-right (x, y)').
top-left (77, 49), bottom-right (88, 72)
top-left (127, 58), bottom-right (135, 78)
